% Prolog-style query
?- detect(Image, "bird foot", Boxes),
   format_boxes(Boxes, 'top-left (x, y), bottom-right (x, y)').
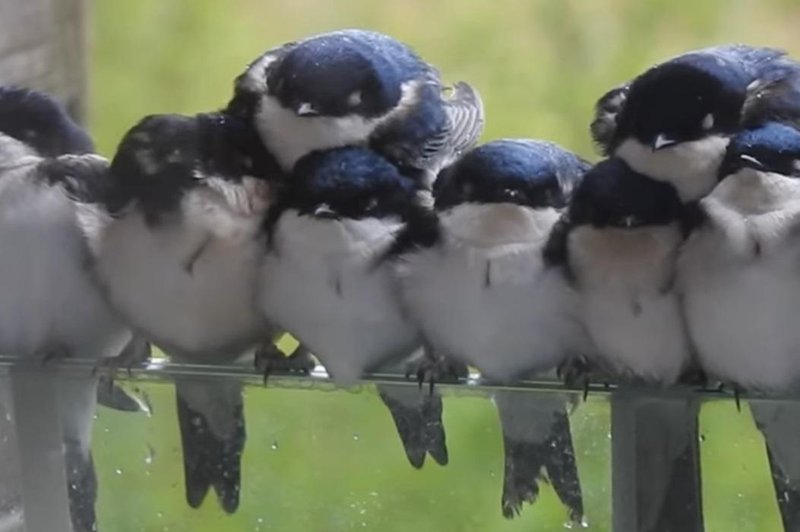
top-left (406, 351), bottom-right (468, 394)
top-left (557, 357), bottom-right (602, 401)
top-left (255, 342), bottom-right (316, 384)
top-left (38, 344), bottom-right (70, 366)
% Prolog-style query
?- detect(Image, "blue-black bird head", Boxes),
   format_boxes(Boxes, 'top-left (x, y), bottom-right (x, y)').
top-left (434, 140), bottom-right (590, 211)
top-left (568, 158), bottom-right (684, 229)
top-left (283, 147), bottom-right (418, 220)
top-left (0, 86), bottom-right (93, 157)
top-left (266, 30), bottom-right (424, 119)
top-left (720, 122), bottom-right (800, 179)
top-left (614, 53), bottom-right (751, 152)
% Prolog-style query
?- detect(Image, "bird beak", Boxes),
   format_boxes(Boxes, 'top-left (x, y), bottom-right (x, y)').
top-left (295, 102), bottom-right (319, 117)
top-left (313, 204), bottom-right (337, 219)
top-left (739, 154), bottom-right (765, 170)
top-left (652, 134), bottom-right (677, 151)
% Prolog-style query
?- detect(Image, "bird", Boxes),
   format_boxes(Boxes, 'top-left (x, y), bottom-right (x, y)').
top-left (591, 44), bottom-right (800, 202)
top-left (678, 122), bottom-right (800, 532)
top-left (77, 111), bottom-right (286, 514)
top-left (395, 139), bottom-right (589, 521)
top-left (256, 146), bottom-right (454, 463)
top-left (0, 86), bottom-right (133, 532)
top-left (227, 29), bottom-right (485, 184)
top-left (546, 157), bottom-right (702, 532)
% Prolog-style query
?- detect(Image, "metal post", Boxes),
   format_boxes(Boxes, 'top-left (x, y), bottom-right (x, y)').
top-left (10, 368), bottom-right (73, 532)
top-left (0, 1), bottom-right (89, 530)
top-left (612, 390), bottom-right (704, 532)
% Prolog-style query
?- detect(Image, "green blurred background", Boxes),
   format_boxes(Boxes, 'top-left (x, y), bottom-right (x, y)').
top-left (88, 1), bottom-right (800, 530)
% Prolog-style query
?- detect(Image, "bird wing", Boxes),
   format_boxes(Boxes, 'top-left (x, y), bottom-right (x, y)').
top-left (373, 81), bottom-right (485, 180)
top-left (589, 83), bottom-right (630, 155)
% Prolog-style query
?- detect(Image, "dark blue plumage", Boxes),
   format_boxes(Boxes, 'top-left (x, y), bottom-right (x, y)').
top-left (228, 29), bottom-right (484, 177)
top-left (591, 45), bottom-right (800, 201)
top-left (719, 121), bottom-right (800, 177)
top-left (267, 147), bottom-right (420, 227)
top-left (110, 112), bottom-right (280, 221)
top-left (593, 45), bottom-right (794, 153)
top-left (567, 158), bottom-right (685, 230)
top-left (435, 139), bottom-right (588, 210)
top-left (0, 86), bottom-right (93, 157)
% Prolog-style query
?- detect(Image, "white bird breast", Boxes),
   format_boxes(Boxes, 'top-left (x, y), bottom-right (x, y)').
top-left (398, 203), bottom-right (585, 383)
top-left (0, 164), bottom-right (130, 360)
top-left (89, 185), bottom-right (270, 357)
top-left (257, 211), bottom-right (419, 385)
top-left (679, 168), bottom-right (800, 391)
top-left (568, 223), bottom-right (690, 383)
top-left (616, 135), bottom-right (729, 202)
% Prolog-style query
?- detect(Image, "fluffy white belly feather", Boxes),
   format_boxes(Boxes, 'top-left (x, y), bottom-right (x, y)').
top-left (399, 204), bottom-right (584, 382)
top-left (258, 212), bottom-right (419, 385)
top-left (93, 207), bottom-right (269, 359)
top-left (569, 224), bottom-right (691, 383)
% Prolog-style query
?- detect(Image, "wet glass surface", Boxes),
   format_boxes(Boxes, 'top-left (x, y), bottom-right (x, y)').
top-left (0, 360), bottom-right (791, 532)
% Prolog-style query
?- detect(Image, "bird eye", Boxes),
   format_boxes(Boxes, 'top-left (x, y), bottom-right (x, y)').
top-left (701, 113), bottom-right (714, 131)
top-left (347, 90), bottom-right (363, 107)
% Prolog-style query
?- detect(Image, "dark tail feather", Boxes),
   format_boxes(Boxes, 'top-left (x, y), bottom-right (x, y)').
top-left (544, 407), bottom-right (584, 522)
top-left (64, 445), bottom-right (97, 532)
top-left (495, 392), bottom-right (583, 521)
top-left (377, 384), bottom-right (448, 468)
top-left (175, 385), bottom-right (245, 514)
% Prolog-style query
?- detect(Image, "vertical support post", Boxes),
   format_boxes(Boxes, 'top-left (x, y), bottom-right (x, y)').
top-left (611, 390), bottom-right (704, 532)
top-left (0, 1), bottom-right (89, 530)
top-left (10, 368), bottom-right (74, 532)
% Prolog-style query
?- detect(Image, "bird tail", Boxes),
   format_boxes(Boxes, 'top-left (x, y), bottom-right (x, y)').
top-left (494, 390), bottom-right (583, 521)
top-left (175, 377), bottom-right (246, 514)
top-left (63, 445), bottom-right (97, 532)
top-left (377, 384), bottom-right (448, 468)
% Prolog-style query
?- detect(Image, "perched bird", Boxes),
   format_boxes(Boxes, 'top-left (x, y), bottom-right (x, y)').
top-left (547, 158), bottom-right (701, 532)
top-left (258, 146), bottom-right (427, 381)
top-left (396, 140), bottom-right (588, 520)
top-left (227, 29), bottom-right (484, 184)
top-left (0, 86), bottom-right (133, 532)
top-left (257, 147), bottom-right (451, 463)
top-left (591, 45), bottom-right (800, 201)
top-left (79, 112), bottom-right (283, 514)
top-left (678, 123), bottom-right (800, 531)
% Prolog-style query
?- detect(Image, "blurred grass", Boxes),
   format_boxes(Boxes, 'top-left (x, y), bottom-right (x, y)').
top-left (89, 1), bottom-right (800, 530)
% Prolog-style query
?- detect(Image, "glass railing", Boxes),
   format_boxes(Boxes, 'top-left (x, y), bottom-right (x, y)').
top-left (0, 356), bottom-right (791, 532)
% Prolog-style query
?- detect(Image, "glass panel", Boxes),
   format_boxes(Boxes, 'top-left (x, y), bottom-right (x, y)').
top-left (0, 359), bottom-right (792, 531)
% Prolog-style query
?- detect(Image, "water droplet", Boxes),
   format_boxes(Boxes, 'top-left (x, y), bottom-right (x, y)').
top-left (114, 468), bottom-right (123, 475)
top-left (359, 509), bottom-right (366, 515)
top-left (156, 512), bottom-right (163, 519)
top-left (699, 434), bottom-right (706, 443)
top-left (256, 517), bottom-right (264, 524)
top-left (271, 441), bottom-right (279, 451)
top-left (352, 434), bottom-right (360, 441)
top-left (369, 491), bottom-right (379, 497)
